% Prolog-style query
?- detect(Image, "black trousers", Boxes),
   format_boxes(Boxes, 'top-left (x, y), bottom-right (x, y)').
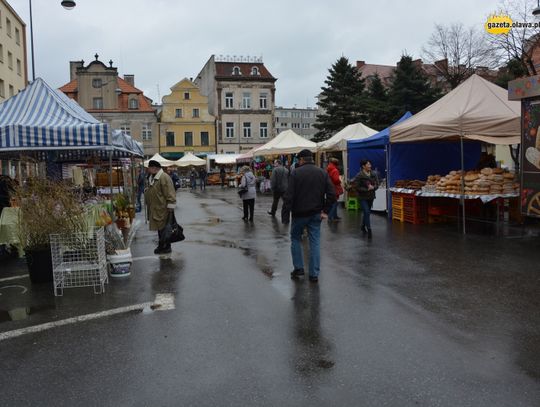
top-left (157, 227), bottom-right (171, 249)
top-left (243, 199), bottom-right (255, 220)
top-left (270, 191), bottom-right (284, 215)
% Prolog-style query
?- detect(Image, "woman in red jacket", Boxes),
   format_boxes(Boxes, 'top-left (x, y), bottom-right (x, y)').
top-left (326, 157), bottom-right (343, 221)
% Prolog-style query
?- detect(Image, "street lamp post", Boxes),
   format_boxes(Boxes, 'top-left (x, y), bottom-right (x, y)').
top-left (28, 1), bottom-right (76, 81)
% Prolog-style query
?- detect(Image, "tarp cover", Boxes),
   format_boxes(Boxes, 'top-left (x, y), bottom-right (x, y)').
top-left (319, 122), bottom-right (377, 151)
top-left (0, 78), bottom-right (110, 150)
top-left (390, 74), bottom-right (520, 145)
top-left (255, 129), bottom-right (317, 155)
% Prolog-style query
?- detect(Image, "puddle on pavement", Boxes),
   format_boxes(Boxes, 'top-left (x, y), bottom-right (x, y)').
top-left (0, 304), bottom-right (56, 323)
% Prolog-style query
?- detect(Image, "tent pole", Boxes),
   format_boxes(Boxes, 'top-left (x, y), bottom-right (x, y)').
top-left (460, 134), bottom-right (466, 235)
top-left (109, 150), bottom-right (113, 199)
top-left (387, 144), bottom-right (392, 219)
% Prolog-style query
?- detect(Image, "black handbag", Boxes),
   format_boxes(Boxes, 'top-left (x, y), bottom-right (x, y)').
top-left (163, 212), bottom-right (185, 244)
top-left (238, 186), bottom-right (248, 197)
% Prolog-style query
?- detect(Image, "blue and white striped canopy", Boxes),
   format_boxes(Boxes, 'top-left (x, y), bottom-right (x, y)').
top-left (0, 78), bottom-right (110, 150)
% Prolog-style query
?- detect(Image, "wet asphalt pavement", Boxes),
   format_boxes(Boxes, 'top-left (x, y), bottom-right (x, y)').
top-left (1, 187), bottom-right (540, 406)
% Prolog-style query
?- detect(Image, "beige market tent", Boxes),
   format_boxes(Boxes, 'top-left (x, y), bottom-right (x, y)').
top-left (143, 153), bottom-right (176, 167)
top-left (255, 129), bottom-right (317, 156)
top-left (174, 152), bottom-right (206, 167)
top-left (390, 74), bottom-right (520, 145)
top-left (318, 122), bottom-right (378, 151)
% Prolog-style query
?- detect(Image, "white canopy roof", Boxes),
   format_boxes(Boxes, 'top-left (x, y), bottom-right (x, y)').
top-left (174, 152), bottom-right (206, 167)
top-left (144, 153), bottom-right (176, 167)
top-left (318, 122), bottom-right (378, 151)
top-left (207, 153), bottom-right (241, 164)
top-left (255, 130), bottom-right (317, 156)
top-left (390, 74), bottom-right (521, 145)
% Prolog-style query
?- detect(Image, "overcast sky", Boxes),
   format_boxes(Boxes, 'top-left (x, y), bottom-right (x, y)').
top-left (11, 0), bottom-right (503, 108)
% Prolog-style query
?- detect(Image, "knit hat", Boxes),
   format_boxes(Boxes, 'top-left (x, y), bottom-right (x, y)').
top-left (148, 160), bottom-right (161, 168)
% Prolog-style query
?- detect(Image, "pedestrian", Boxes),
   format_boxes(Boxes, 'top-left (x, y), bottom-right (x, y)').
top-left (144, 160), bottom-right (177, 254)
top-left (267, 159), bottom-right (289, 218)
top-left (220, 166), bottom-right (227, 188)
top-left (168, 168), bottom-right (180, 191)
top-left (283, 149), bottom-right (336, 283)
top-left (198, 167), bottom-right (207, 191)
top-left (326, 157), bottom-right (343, 221)
top-left (189, 167), bottom-right (197, 191)
top-left (136, 168), bottom-right (146, 212)
top-left (239, 165), bottom-right (256, 222)
top-left (352, 159), bottom-right (379, 239)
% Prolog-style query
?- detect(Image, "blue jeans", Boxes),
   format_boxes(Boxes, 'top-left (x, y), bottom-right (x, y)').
top-left (328, 202), bottom-right (338, 220)
top-left (360, 199), bottom-right (373, 228)
top-left (291, 214), bottom-right (322, 277)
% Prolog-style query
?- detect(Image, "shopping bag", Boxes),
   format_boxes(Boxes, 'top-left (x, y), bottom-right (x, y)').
top-left (162, 212), bottom-right (185, 244)
top-left (238, 186), bottom-right (248, 197)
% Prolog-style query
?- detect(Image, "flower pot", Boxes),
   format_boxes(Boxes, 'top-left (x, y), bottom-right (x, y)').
top-left (25, 247), bottom-right (53, 284)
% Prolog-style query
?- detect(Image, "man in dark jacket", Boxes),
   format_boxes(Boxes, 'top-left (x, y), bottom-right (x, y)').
top-left (268, 159), bottom-right (289, 218)
top-left (283, 149), bottom-right (336, 283)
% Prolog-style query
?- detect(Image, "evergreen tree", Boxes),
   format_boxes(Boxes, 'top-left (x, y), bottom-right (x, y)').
top-left (495, 58), bottom-right (528, 89)
top-left (364, 73), bottom-right (390, 130)
top-left (313, 57), bottom-right (366, 142)
top-left (388, 55), bottom-right (441, 122)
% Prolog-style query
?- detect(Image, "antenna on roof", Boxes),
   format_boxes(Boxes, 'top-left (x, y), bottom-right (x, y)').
top-left (156, 84), bottom-right (161, 101)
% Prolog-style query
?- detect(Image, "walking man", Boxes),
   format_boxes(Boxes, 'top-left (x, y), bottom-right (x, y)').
top-left (283, 149), bottom-right (335, 283)
top-left (268, 159), bottom-right (289, 219)
top-left (198, 167), bottom-right (207, 191)
top-left (220, 167), bottom-right (227, 188)
top-left (144, 160), bottom-right (177, 254)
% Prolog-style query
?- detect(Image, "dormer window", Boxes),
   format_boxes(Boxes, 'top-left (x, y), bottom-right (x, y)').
top-left (129, 98), bottom-right (139, 109)
top-left (251, 66), bottom-right (259, 76)
top-left (232, 66), bottom-right (241, 76)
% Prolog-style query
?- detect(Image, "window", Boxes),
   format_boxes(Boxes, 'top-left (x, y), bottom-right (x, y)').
top-left (243, 122), bottom-right (251, 138)
top-left (184, 132), bottom-right (193, 146)
top-left (280, 111), bottom-right (289, 117)
top-left (302, 112), bottom-right (312, 118)
top-left (201, 131), bottom-right (209, 146)
top-left (8, 85), bottom-right (13, 97)
top-left (281, 123), bottom-right (288, 128)
top-left (0, 44), bottom-right (4, 63)
top-left (166, 131), bottom-right (175, 146)
top-left (232, 66), bottom-right (241, 75)
top-left (242, 92), bottom-right (251, 109)
top-left (175, 108), bottom-right (183, 118)
top-left (225, 122), bottom-right (235, 138)
top-left (92, 78), bottom-right (102, 88)
top-left (142, 124), bottom-right (152, 141)
top-left (292, 123), bottom-right (301, 129)
top-left (129, 98), bottom-right (139, 109)
top-left (225, 92), bottom-right (234, 109)
top-left (0, 80), bottom-right (4, 98)
top-left (119, 125), bottom-right (131, 136)
top-left (192, 108), bottom-right (200, 118)
top-left (184, 92), bottom-right (190, 100)
top-left (292, 112), bottom-right (301, 118)
top-left (259, 93), bottom-right (267, 109)
top-left (15, 28), bottom-right (20, 45)
top-left (259, 123), bottom-right (268, 138)
top-left (302, 123), bottom-right (310, 129)
top-left (93, 97), bottom-right (103, 109)
top-left (7, 51), bottom-right (12, 70)
top-left (251, 66), bottom-right (259, 75)
top-left (16, 59), bottom-right (20, 76)
top-left (6, 19), bottom-right (11, 37)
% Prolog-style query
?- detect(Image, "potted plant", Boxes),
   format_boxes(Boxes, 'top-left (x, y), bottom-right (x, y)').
top-left (16, 179), bottom-right (87, 284)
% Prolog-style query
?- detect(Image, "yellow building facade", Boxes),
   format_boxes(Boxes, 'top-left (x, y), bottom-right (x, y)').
top-left (159, 78), bottom-right (216, 159)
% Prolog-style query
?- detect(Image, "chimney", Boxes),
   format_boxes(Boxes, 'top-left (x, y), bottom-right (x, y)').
top-left (70, 60), bottom-right (84, 81)
top-left (356, 60), bottom-right (365, 69)
top-left (124, 74), bottom-right (135, 86)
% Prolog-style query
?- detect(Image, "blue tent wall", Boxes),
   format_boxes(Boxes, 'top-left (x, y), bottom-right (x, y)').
top-left (348, 148), bottom-right (386, 179)
top-left (389, 142), bottom-right (482, 186)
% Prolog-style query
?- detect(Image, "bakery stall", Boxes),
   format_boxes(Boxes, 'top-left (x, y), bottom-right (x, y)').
top-left (388, 74), bottom-right (521, 234)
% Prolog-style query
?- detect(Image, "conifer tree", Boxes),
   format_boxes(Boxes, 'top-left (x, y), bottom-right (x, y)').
top-left (314, 57), bottom-right (366, 141)
top-left (364, 73), bottom-right (390, 130)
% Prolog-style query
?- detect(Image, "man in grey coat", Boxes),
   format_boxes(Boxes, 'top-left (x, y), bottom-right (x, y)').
top-left (268, 159), bottom-right (289, 218)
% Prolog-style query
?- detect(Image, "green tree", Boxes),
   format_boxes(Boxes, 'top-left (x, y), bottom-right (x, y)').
top-left (495, 58), bottom-right (529, 89)
top-left (314, 57), bottom-right (366, 142)
top-left (388, 55), bottom-right (441, 122)
top-left (364, 73), bottom-right (390, 130)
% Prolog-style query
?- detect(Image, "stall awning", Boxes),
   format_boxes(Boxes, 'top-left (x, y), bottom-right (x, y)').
top-left (319, 122), bottom-right (378, 151)
top-left (144, 153), bottom-right (176, 167)
top-left (0, 78), bottom-right (110, 150)
top-left (390, 74), bottom-right (520, 145)
top-left (255, 130), bottom-right (317, 156)
top-left (207, 153), bottom-right (241, 164)
top-left (174, 152), bottom-right (206, 167)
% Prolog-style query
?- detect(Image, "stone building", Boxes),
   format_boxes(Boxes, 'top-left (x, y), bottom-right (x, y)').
top-left (196, 55), bottom-right (277, 153)
top-left (274, 106), bottom-right (318, 140)
top-left (59, 55), bottom-right (158, 157)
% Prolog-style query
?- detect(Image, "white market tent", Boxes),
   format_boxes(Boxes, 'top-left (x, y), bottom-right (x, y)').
top-left (390, 74), bottom-right (520, 145)
top-left (207, 153), bottom-right (241, 165)
top-left (236, 145), bottom-right (265, 163)
top-left (318, 122), bottom-right (378, 152)
top-left (255, 129), bottom-right (317, 156)
top-left (144, 153), bottom-right (176, 167)
top-left (174, 152), bottom-right (206, 167)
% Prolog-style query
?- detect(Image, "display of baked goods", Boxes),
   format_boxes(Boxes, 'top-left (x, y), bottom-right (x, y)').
top-left (428, 168), bottom-right (518, 196)
top-left (394, 179), bottom-right (426, 190)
